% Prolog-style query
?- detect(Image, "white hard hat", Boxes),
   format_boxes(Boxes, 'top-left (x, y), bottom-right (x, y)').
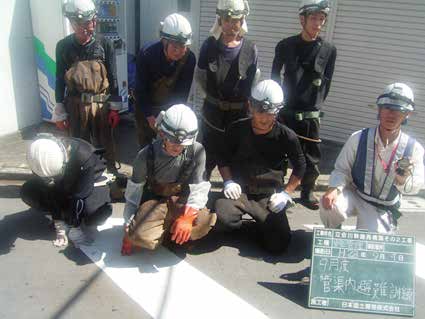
top-left (158, 104), bottom-right (198, 145)
top-left (299, 0), bottom-right (330, 16)
top-left (250, 80), bottom-right (284, 114)
top-left (27, 136), bottom-right (67, 178)
top-left (160, 13), bottom-right (192, 46)
top-left (216, 0), bottom-right (250, 18)
top-left (63, 0), bottom-right (97, 22)
top-left (377, 83), bottom-right (415, 112)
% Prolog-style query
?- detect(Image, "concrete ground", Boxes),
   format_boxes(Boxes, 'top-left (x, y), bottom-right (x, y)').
top-left (1, 115), bottom-right (424, 318)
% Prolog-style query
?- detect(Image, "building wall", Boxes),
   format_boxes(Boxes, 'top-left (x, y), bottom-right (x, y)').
top-left (196, 0), bottom-right (425, 145)
top-left (0, 0), bottom-right (41, 136)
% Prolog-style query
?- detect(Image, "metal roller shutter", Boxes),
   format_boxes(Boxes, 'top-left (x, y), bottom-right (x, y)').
top-left (196, 0), bottom-right (425, 144)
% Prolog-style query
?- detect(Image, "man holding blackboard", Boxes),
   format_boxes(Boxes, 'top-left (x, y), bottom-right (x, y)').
top-left (320, 83), bottom-right (424, 233)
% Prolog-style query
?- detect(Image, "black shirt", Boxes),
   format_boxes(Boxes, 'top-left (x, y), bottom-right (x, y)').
top-left (55, 34), bottom-right (119, 103)
top-left (271, 34), bottom-right (337, 111)
top-left (218, 118), bottom-right (306, 180)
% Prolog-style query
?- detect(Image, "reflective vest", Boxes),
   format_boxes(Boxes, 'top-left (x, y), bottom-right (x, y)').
top-left (352, 127), bottom-right (415, 208)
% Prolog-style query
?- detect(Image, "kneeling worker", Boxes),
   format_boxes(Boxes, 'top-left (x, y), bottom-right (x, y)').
top-left (121, 104), bottom-right (216, 255)
top-left (215, 80), bottom-right (306, 253)
top-left (21, 134), bottom-right (113, 247)
top-left (320, 83), bottom-right (424, 233)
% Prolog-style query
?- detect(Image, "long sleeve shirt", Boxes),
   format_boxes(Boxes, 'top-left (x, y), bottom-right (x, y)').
top-left (135, 41), bottom-right (196, 117)
top-left (271, 34), bottom-right (337, 111)
top-left (218, 118), bottom-right (306, 181)
top-left (329, 129), bottom-right (424, 195)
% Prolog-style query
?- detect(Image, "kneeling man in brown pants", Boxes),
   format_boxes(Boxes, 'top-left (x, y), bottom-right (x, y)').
top-left (121, 104), bottom-right (216, 254)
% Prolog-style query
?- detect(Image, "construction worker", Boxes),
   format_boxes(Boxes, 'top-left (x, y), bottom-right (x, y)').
top-left (52, 0), bottom-right (121, 176)
top-left (21, 134), bottom-right (114, 247)
top-left (320, 83), bottom-right (424, 233)
top-left (121, 104), bottom-right (216, 255)
top-left (196, 0), bottom-right (259, 179)
top-left (135, 13), bottom-right (196, 148)
top-left (271, 0), bottom-right (337, 209)
top-left (215, 80), bottom-right (306, 253)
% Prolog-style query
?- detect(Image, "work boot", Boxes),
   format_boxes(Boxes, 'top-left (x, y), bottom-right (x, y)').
top-left (300, 190), bottom-right (320, 210)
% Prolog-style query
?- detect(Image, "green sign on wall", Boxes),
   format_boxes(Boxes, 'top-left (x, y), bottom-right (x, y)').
top-left (308, 228), bottom-right (415, 317)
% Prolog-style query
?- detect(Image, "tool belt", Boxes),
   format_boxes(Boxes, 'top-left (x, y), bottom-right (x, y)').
top-left (242, 170), bottom-right (285, 195)
top-left (284, 110), bottom-right (324, 121)
top-left (80, 92), bottom-right (110, 104)
top-left (206, 95), bottom-right (245, 111)
top-left (149, 181), bottom-right (184, 198)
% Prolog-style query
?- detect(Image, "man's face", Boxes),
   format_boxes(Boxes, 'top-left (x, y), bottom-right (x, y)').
top-left (378, 106), bottom-right (410, 131)
top-left (72, 18), bottom-right (96, 40)
top-left (300, 12), bottom-right (326, 38)
top-left (220, 16), bottom-right (243, 37)
top-left (163, 138), bottom-right (186, 157)
top-left (164, 39), bottom-right (188, 61)
top-left (250, 107), bottom-right (276, 133)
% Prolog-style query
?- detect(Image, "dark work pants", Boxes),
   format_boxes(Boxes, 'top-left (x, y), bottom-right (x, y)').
top-left (215, 193), bottom-right (291, 253)
top-left (134, 104), bottom-right (157, 149)
top-left (281, 115), bottom-right (321, 192)
top-left (21, 177), bottom-right (112, 226)
top-left (201, 101), bottom-right (247, 180)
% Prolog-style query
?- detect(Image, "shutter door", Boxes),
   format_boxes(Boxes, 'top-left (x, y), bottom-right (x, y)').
top-left (197, 0), bottom-right (425, 145)
top-left (322, 0), bottom-right (425, 144)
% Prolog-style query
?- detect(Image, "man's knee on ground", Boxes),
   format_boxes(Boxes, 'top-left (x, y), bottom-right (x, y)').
top-left (214, 198), bottom-right (243, 231)
top-left (261, 212), bottom-right (291, 254)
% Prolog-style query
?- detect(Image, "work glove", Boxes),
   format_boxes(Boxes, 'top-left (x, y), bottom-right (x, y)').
top-left (53, 220), bottom-right (69, 247)
top-left (171, 205), bottom-right (198, 245)
top-left (108, 110), bottom-right (120, 128)
top-left (268, 191), bottom-right (292, 213)
top-left (121, 231), bottom-right (134, 256)
top-left (223, 180), bottom-right (242, 200)
top-left (55, 120), bottom-right (70, 131)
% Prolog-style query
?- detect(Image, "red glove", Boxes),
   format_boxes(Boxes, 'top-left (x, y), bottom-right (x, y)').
top-left (171, 205), bottom-right (198, 245)
top-left (108, 110), bottom-right (120, 128)
top-left (121, 233), bottom-right (134, 256)
top-left (55, 120), bottom-right (69, 131)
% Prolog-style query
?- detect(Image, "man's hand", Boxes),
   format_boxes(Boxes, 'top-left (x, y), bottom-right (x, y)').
top-left (321, 187), bottom-right (340, 210)
top-left (268, 191), bottom-right (292, 213)
top-left (146, 116), bottom-right (156, 130)
top-left (171, 205), bottom-right (198, 245)
top-left (223, 180), bottom-right (242, 200)
top-left (394, 158), bottom-right (413, 185)
top-left (108, 110), bottom-right (120, 128)
top-left (55, 120), bottom-right (69, 131)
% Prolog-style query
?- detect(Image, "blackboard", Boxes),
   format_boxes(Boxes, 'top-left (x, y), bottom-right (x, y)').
top-left (308, 228), bottom-right (415, 317)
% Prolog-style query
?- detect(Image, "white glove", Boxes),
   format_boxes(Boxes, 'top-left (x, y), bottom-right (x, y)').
top-left (51, 102), bottom-right (68, 122)
top-left (268, 191), bottom-right (292, 213)
top-left (223, 180), bottom-right (242, 200)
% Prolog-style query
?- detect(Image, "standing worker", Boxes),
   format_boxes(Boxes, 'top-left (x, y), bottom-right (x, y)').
top-left (135, 13), bottom-right (196, 148)
top-left (196, 0), bottom-right (259, 179)
top-left (52, 0), bottom-right (122, 176)
top-left (271, 0), bottom-right (337, 209)
top-left (320, 83), bottom-right (424, 233)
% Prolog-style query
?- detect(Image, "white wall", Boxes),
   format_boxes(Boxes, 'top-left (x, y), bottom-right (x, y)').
top-left (0, 0), bottom-right (41, 136)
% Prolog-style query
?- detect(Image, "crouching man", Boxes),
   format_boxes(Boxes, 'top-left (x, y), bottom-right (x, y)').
top-left (320, 83), bottom-right (424, 233)
top-left (215, 80), bottom-right (306, 253)
top-left (121, 104), bottom-right (216, 255)
top-left (21, 134), bottom-right (113, 247)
